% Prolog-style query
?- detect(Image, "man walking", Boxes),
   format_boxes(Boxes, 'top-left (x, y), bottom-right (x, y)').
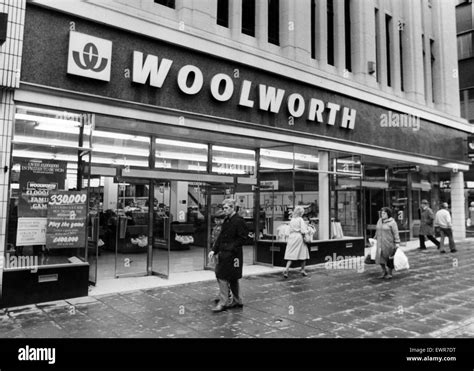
top-left (434, 202), bottom-right (457, 253)
top-left (208, 198), bottom-right (249, 312)
top-left (418, 199), bottom-right (440, 250)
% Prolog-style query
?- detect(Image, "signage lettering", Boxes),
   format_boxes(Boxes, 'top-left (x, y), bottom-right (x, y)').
top-left (210, 73), bottom-right (234, 102)
top-left (70, 32), bottom-right (357, 130)
top-left (132, 51), bottom-right (172, 88)
top-left (177, 65), bottom-right (204, 95)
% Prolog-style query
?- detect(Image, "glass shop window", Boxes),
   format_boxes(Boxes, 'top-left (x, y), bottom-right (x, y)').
top-left (6, 105), bottom-right (92, 269)
top-left (330, 154), bottom-right (363, 239)
top-left (92, 130), bottom-right (150, 168)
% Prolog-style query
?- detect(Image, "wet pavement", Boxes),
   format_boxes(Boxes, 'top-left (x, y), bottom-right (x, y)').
top-left (1, 240), bottom-right (474, 339)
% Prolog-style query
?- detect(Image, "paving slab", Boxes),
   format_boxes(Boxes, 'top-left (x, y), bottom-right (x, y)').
top-left (1, 240), bottom-right (474, 338)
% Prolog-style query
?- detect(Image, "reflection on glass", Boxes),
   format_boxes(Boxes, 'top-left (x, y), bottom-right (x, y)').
top-left (93, 130), bottom-right (150, 168)
top-left (155, 138), bottom-right (208, 172)
top-left (212, 145), bottom-right (255, 175)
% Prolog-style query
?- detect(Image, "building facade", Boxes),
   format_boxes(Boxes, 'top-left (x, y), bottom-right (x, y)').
top-left (0, 0), bottom-right (469, 307)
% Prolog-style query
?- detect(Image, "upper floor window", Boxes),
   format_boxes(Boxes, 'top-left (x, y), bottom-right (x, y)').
top-left (327, 0), bottom-right (335, 66)
top-left (458, 31), bottom-right (474, 59)
top-left (242, 0), bottom-right (256, 37)
top-left (345, 0), bottom-right (352, 72)
top-left (399, 23), bottom-right (404, 91)
top-left (268, 0), bottom-right (280, 45)
top-left (311, 0), bottom-right (316, 59)
top-left (456, 1), bottom-right (473, 33)
top-left (154, 0), bottom-right (175, 9)
top-left (217, 0), bottom-right (229, 28)
top-left (385, 14), bottom-right (392, 87)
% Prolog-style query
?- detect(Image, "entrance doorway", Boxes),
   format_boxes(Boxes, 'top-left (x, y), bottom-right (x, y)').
top-left (86, 176), bottom-right (254, 284)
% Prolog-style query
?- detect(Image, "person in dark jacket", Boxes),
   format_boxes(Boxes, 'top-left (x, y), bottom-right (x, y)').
top-left (418, 199), bottom-right (440, 250)
top-left (208, 198), bottom-right (249, 313)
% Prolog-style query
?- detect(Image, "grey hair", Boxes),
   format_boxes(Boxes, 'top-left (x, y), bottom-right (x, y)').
top-left (222, 198), bottom-right (236, 208)
top-left (292, 206), bottom-right (305, 218)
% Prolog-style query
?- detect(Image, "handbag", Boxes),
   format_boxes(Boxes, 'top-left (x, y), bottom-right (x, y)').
top-left (302, 233), bottom-right (312, 244)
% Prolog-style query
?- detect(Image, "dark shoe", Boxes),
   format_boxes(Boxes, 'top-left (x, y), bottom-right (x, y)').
top-left (380, 272), bottom-right (388, 279)
top-left (450, 249), bottom-right (457, 253)
top-left (440, 250), bottom-right (446, 254)
top-left (283, 272), bottom-right (288, 279)
top-left (227, 302), bottom-right (243, 309)
top-left (301, 271), bottom-right (308, 277)
top-left (212, 305), bottom-right (226, 313)
top-left (385, 274), bottom-right (393, 280)
top-left (419, 247), bottom-right (427, 250)
top-left (436, 245), bottom-right (440, 250)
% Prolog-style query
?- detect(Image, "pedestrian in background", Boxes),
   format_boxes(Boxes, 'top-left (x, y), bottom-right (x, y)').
top-left (283, 206), bottom-right (310, 278)
top-left (434, 202), bottom-right (457, 253)
top-left (208, 199), bottom-right (248, 313)
top-left (468, 202), bottom-right (474, 229)
top-left (375, 207), bottom-right (400, 279)
top-left (418, 199), bottom-right (440, 250)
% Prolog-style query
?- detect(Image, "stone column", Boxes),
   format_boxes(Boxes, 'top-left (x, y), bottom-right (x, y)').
top-left (451, 171), bottom-right (466, 240)
top-left (351, 0), bottom-right (375, 84)
top-left (293, 0), bottom-right (312, 64)
top-left (431, 0), bottom-right (461, 116)
top-left (401, 0), bottom-right (425, 104)
top-left (318, 151), bottom-right (330, 240)
top-left (334, 0), bottom-right (346, 73)
top-left (279, 0), bottom-right (295, 59)
top-left (230, 0), bottom-right (243, 39)
top-left (255, 0), bottom-right (268, 47)
top-left (315, 0), bottom-right (327, 64)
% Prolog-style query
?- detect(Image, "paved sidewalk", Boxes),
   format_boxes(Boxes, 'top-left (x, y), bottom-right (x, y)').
top-left (1, 239), bottom-right (473, 338)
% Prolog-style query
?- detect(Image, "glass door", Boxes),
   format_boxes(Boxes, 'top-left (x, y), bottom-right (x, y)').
top-left (114, 179), bottom-right (150, 278)
top-left (152, 181), bottom-right (171, 278)
top-left (387, 188), bottom-right (409, 244)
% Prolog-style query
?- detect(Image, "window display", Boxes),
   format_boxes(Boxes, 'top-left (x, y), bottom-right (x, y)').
top-left (6, 105), bottom-right (92, 269)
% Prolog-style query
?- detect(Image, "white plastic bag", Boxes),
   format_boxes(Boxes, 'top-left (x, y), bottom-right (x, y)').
top-left (369, 238), bottom-right (377, 260)
top-left (394, 248), bottom-right (409, 271)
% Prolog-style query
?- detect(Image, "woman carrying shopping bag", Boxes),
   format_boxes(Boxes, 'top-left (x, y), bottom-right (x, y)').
top-left (374, 207), bottom-right (400, 279)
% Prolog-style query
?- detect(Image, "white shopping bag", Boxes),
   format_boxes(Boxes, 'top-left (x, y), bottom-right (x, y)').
top-left (394, 248), bottom-right (409, 271)
top-left (368, 238), bottom-right (377, 260)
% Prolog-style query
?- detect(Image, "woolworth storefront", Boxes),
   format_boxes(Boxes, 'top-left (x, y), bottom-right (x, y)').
top-left (0, 4), bottom-right (469, 307)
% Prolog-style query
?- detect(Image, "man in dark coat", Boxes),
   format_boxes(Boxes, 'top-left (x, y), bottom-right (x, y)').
top-left (208, 198), bottom-right (249, 313)
top-left (419, 199), bottom-right (440, 250)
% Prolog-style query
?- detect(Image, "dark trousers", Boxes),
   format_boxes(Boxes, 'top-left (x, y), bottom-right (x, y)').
top-left (217, 278), bottom-right (242, 307)
top-left (439, 228), bottom-right (456, 252)
top-left (419, 234), bottom-right (440, 249)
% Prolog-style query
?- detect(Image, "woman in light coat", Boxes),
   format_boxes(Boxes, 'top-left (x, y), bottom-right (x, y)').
top-left (375, 207), bottom-right (400, 279)
top-left (283, 206), bottom-right (310, 278)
